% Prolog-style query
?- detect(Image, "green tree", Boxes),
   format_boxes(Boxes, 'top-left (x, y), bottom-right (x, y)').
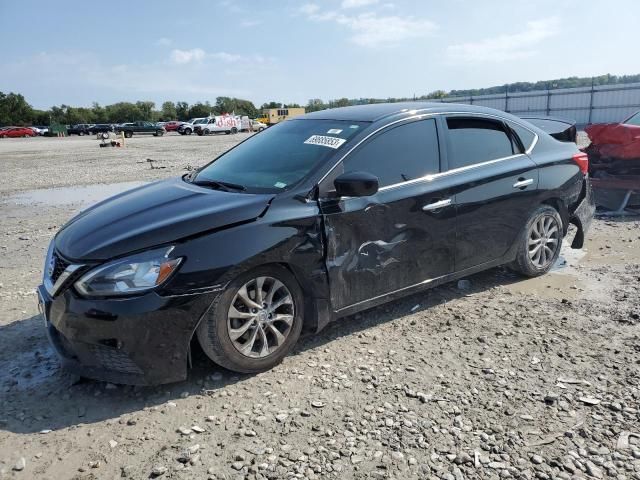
top-left (215, 97), bottom-right (258, 117)
top-left (176, 101), bottom-right (190, 120)
top-left (91, 102), bottom-right (107, 123)
top-left (0, 92), bottom-right (34, 125)
top-left (136, 101), bottom-right (155, 121)
top-left (188, 102), bottom-right (212, 119)
top-left (261, 101), bottom-right (282, 109)
top-left (160, 101), bottom-right (177, 121)
top-left (306, 99), bottom-right (326, 113)
top-left (104, 102), bottom-right (143, 123)
top-left (424, 90), bottom-right (447, 99)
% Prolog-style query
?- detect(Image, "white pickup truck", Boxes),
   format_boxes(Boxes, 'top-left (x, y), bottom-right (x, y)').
top-left (177, 117), bottom-right (209, 135)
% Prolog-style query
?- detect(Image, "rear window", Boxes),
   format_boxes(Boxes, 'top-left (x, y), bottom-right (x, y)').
top-left (446, 117), bottom-right (515, 169)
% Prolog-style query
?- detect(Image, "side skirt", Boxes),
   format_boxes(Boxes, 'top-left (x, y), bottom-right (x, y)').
top-left (331, 256), bottom-right (512, 321)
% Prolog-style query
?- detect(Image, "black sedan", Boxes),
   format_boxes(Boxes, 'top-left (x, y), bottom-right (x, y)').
top-left (38, 103), bottom-right (594, 385)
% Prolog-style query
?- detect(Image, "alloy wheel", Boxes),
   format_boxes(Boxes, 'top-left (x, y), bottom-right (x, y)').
top-left (528, 214), bottom-right (560, 268)
top-left (227, 276), bottom-right (294, 358)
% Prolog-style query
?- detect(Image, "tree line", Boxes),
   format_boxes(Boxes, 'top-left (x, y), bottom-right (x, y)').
top-left (2, 73), bottom-right (639, 126)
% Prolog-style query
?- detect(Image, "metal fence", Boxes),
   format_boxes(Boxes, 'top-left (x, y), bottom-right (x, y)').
top-left (434, 82), bottom-right (640, 126)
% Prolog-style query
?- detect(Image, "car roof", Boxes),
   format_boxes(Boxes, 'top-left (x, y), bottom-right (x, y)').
top-left (300, 102), bottom-right (509, 122)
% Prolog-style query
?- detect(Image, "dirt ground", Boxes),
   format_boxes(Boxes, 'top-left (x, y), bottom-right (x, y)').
top-left (0, 133), bottom-right (639, 480)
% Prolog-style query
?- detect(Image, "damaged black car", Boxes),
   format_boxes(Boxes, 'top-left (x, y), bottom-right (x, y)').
top-left (38, 103), bottom-right (595, 385)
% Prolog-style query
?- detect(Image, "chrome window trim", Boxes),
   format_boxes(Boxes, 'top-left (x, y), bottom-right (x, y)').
top-left (317, 110), bottom-right (539, 191)
top-left (377, 153), bottom-right (526, 193)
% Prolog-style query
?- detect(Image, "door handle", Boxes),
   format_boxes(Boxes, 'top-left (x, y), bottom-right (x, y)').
top-left (513, 178), bottom-right (534, 189)
top-left (422, 198), bottom-right (452, 212)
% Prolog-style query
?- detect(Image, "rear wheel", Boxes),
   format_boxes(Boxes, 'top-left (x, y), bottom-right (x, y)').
top-left (156, 130), bottom-right (164, 136)
top-left (511, 205), bottom-right (563, 277)
top-left (197, 265), bottom-right (303, 373)
top-left (185, 128), bottom-right (192, 135)
top-left (231, 127), bottom-right (238, 134)
top-left (79, 131), bottom-right (85, 136)
top-left (124, 131), bottom-right (133, 138)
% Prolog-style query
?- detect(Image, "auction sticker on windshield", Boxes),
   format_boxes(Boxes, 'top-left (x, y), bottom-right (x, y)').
top-left (304, 135), bottom-right (347, 149)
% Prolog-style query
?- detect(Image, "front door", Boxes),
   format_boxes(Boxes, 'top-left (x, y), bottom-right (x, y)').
top-left (320, 117), bottom-right (456, 312)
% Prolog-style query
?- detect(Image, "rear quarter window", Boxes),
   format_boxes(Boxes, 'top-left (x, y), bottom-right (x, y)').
top-left (508, 122), bottom-right (536, 152)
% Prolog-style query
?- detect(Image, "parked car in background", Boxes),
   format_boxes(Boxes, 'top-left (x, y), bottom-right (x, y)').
top-left (116, 121), bottom-right (165, 138)
top-left (163, 121), bottom-right (183, 132)
top-left (30, 126), bottom-right (49, 136)
top-left (177, 118), bottom-right (207, 135)
top-left (38, 102), bottom-right (594, 385)
top-left (88, 124), bottom-right (115, 134)
top-left (67, 124), bottom-right (93, 136)
top-left (251, 120), bottom-right (267, 132)
top-left (0, 127), bottom-right (38, 138)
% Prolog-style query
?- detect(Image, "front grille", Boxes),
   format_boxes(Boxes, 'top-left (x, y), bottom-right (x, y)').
top-left (87, 344), bottom-right (143, 375)
top-left (51, 253), bottom-right (70, 284)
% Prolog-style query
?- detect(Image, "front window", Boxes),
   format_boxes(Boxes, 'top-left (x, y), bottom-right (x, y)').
top-left (624, 111), bottom-right (640, 126)
top-left (192, 119), bottom-right (368, 193)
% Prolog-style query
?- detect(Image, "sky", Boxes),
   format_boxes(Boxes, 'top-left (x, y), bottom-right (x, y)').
top-left (1, 0), bottom-right (639, 110)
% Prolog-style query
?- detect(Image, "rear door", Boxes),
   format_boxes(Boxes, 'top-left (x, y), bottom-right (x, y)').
top-left (320, 117), bottom-right (457, 311)
top-left (442, 115), bottom-right (539, 270)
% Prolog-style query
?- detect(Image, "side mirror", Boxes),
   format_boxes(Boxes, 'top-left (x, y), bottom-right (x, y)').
top-left (334, 171), bottom-right (379, 197)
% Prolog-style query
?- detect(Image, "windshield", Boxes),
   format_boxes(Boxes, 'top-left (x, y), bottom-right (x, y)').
top-left (193, 119), bottom-right (368, 193)
top-left (624, 112), bottom-right (640, 126)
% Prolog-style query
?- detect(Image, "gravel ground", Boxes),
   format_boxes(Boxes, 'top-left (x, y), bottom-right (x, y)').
top-left (0, 133), bottom-right (639, 479)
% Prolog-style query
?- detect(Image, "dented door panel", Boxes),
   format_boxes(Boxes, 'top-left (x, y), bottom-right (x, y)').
top-left (321, 180), bottom-right (456, 311)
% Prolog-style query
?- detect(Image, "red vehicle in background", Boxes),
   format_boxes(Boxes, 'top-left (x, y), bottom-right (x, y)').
top-left (0, 127), bottom-right (38, 138)
top-left (162, 121), bottom-right (183, 132)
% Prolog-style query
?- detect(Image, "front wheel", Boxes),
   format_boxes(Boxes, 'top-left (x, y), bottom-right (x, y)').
top-left (511, 205), bottom-right (563, 277)
top-left (156, 130), bottom-right (164, 136)
top-left (197, 265), bottom-right (303, 373)
top-left (124, 131), bottom-right (133, 138)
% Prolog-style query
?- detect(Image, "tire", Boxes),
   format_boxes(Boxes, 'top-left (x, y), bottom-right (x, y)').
top-left (124, 131), bottom-right (133, 138)
top-left (231, 127), bottom-right (238, 134)
top-left (258, 127), bottom-right (265, 132)
top-left (197, 130), bottom-right (203, 136)
top-left (511, 205), bottom-right (563, 277)
top-left (203, 129), bottom-right (210, 136)
top-left (197, 265), bottom-right (304, 373)
top-left (79, 131), bottom-right (85, 136)
top-left (156, 130), bottom-right (164, 136)
top-left (185, 128), bottom-right (192, 135)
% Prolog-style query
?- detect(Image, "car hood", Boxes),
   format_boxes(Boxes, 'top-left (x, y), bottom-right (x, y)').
top-left (55, 177), bottom-right (274, 261)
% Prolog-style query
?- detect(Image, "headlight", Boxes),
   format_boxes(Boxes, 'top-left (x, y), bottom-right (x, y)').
top-left (75, 247), bottom-right (182, 297)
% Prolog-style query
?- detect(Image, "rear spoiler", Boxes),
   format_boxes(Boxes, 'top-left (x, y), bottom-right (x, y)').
top-left (520, 116), bottom-right (577, 143)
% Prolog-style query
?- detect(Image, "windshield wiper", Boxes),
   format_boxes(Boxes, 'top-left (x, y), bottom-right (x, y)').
top-left (191, 178), bottom-right (246, 192)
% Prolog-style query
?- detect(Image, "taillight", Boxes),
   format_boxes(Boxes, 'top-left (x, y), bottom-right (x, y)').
top-left (572, 152), bottom-right (589, 175)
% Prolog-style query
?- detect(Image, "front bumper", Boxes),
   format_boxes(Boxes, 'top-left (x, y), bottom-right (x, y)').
top-left (37, 285), bottom-right (215, 385)
top-left (569, 177), bottom-right (596, 249)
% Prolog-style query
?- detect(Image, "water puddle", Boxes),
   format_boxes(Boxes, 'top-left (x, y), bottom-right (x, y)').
top-left (4, 181), bottom-right (147, 208)
top-left (505, 246), bottom-right (588, 300)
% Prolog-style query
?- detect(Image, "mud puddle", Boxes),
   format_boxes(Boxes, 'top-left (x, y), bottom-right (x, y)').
top-left (3, 181), bottom-right (147, 208)
top-left (505, 245), bottom-right (592, 300)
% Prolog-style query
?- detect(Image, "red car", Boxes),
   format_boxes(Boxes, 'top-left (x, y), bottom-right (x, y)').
top-left (162, 121), bottom-right (183, 132)
top-left (0, 127), bottom-right (38, 138)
